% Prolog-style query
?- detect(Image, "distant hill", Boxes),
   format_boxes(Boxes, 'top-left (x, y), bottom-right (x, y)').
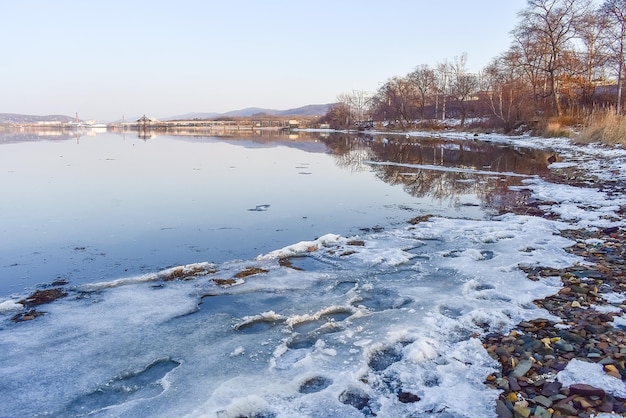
top-left (1, 104), bottom-right (336, 124)
top-left (0, 113), bottom-right (75, 124)
top-left (163, 104), bottom-right (334, 120)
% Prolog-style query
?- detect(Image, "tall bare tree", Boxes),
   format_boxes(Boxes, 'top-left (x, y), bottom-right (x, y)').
top-left (602, 0), bottom-right (626, 113)
top-left (435, 61), bottom-right (451, 120)
top-left (509, 25), bottom-right (552, 115)
top-left (447, 53), bottom-right (479, 127)
top-left (408, 64), bottom-right (437, 119)
top-left (373, 77), bottom-right (417, 129)
top-left (484, 52), bottom-right (533, 131)
top-left (515, 0), bottom-right (591, 116)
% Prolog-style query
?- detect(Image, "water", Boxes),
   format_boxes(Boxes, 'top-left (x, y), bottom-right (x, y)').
top-left (0, 129), bottom-right (583, 417)
top-left (0, 130), bottom-right (550, 296)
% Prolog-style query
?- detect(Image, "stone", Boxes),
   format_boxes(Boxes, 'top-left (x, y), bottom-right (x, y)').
top-left (553, 402), bottom-right (579, 416)
top-left (553, 340), bottom-right (574, 352)
top-left (19, 288), bottom-right (67, 307)
top-left (530, 395), bottom-right (552, 408)
top-left (495, 400), bottom-right (513, 418)
top-left (512, 404), bottom-right (531, 418)
top-left (604, 364), bottom-right (621, 379)
top-left (541, 381), bottom-right (562, 397)
top-left (510, 359), bottom-right (533, 378)
top-left (509, 376), bottom-right (522, 391)
top-left (569, 383), bottom-right (605, 397)
top-left (533, 405), bottom-right (552, 418)
top-left (397, 392), bottom-right (420, 403)
top-left (233, 267), bottom-right (269, 279)
top-left (585, 324), bottom-right (607, 334)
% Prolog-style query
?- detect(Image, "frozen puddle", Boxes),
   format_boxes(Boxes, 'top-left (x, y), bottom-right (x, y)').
top-left (0, 211), bottom-right (584, 418)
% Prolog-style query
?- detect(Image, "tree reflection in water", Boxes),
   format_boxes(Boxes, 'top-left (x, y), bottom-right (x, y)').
top-left (322, 133), bottom-right (557, 213)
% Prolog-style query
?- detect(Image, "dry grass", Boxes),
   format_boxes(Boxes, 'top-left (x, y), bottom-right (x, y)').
top-left (539, 119), bottom-right (572, 138)
top-left (577, 112), bottom-right (626, 145)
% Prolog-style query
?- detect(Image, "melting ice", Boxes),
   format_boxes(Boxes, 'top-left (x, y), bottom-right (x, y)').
top-left (0, 212), bottom-right (582, 417)
top-left (1, 132), bottom-right (625, 417)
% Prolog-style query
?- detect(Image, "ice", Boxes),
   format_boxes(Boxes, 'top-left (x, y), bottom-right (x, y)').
top-left (557, 359), bottom-right (626, 398)
top-left (0, 208), bottom-right (583, 417)
top-left (0, 299), bottom-right (22, 313)
top-left (511, 178), bottom-right (626, 228)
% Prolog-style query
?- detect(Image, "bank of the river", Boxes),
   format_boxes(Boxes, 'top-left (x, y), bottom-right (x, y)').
top-left (483, 167), bottom-right (626, 417)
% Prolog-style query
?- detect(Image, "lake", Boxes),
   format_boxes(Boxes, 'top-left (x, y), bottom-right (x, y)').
top-left (1, 128), bottom-right (582, 417)
top-left (0, 129), bottom-right (552, 296)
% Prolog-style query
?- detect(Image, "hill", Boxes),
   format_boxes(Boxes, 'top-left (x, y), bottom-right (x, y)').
top-left (0, 113), bottom-right (75, 124)
top-left (164, 104), bottom-right (334, 120)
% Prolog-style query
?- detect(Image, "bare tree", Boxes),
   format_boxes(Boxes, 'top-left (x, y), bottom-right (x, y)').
top-left (372, 77), bottom-right (417, 129)
top-left (515, 0), bottom-right (591, 116)
top-left (323, 96), bottom-right (353, 129)
top-left (602, 0), bottom-right (626, 113)
top-left (483, 52), bottom-right (534, 130)
top-left (447, 53), bottom-right (480, 127)
top-left (407, 64), bottom-right (437, 119)
top-left (435, 61), bottom-right (451, 120)
top-left (346, 90), bottom-right (372, 123)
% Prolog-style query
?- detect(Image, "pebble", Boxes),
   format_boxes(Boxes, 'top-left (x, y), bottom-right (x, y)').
top-left (483, 177), bottom-right (626, 417)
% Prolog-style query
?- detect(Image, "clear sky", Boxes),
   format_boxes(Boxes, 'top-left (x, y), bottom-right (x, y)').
top-left (2, 0), bottom-right (527, 122)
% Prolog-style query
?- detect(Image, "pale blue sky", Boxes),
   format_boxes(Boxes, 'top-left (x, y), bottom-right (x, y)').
top-left (2, 0), bottom-right (527, 121)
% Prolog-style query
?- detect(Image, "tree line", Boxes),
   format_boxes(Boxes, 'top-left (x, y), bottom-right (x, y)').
top-left (322, 0), bottom-right (626, 134)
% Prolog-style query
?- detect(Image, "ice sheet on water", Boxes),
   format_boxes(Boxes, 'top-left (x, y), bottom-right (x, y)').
top-left (0, 205), bottom-right (585, 417)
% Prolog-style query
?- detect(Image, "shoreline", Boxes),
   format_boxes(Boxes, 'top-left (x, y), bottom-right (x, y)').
top-left (483, 172), bottom-right (626, 416)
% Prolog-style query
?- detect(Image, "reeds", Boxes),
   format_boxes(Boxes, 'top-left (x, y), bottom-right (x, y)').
top-left (577, 111), bottom-right (626, 145)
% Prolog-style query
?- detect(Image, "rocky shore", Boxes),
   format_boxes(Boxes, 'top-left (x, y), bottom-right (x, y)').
top-left (483, 177), bottom-right (626, 417)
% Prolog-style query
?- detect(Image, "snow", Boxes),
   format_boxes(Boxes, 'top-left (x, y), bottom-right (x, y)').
top-left (0, 300), bottom-right (22, 313)
top-left (557, 359), bottom-right (626, 398)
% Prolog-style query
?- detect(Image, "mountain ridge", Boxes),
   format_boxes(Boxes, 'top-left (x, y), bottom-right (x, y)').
top-left (163, 103), bottom-right (334, 121)
top-left (0, 103), bottom-right (335, 124)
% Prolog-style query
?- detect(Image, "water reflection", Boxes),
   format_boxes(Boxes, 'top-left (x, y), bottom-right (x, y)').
top-left (0, 127), bottom-right (556, 214)
top-left (0, 128), bottom-right (558, 294)
top-left (0, 126), bottom-right (104, 144)
top-left (162, 130), bottom-right (555, 212)
top-left (321, 134), bottom-right (555, 212)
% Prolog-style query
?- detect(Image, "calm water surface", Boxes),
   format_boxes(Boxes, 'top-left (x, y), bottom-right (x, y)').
top-left (0, 129), bottom-right (554, 296)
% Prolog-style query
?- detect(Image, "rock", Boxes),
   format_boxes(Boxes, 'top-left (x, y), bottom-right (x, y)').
top-left (11, 309), bottom-right (45, 322)
top-left (509, 359), bottom-right (533, 378)
top-left (533, 405), bottom-right (552, 418)
top-left (233, 267), bottom-right (269, 279)
top-left (569, 383), bottom-right (606, 397)
top-left (585, 324), bottom-right (607, 334)
top-left (347, 240), bottom-right (365, 246)
top-left (553, 402), bottom-right (579, 416)
top-left (495, 400), bottom-right (513, 418)
top-left (508, 376), bottom-right (522, 391)
top-left (397, 391), bottom-right (420, 403)
top-left (19, 288), bottom-right (67, 307)
top-left (541, 381), bottom-right (562, 397)
top-left (512, 404), bottom-right (531, 418)
top-left (339, 388), bottom-right (371, 412)
top-left (604, 364), bottom-right (621, 379)
top-left (530, 395), bottom-right (552, 408)
top-left (553, 340), bottom-right (574, 352)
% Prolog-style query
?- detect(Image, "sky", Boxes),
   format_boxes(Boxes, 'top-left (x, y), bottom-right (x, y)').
top-left (2, 0), bottom-right (528, 122)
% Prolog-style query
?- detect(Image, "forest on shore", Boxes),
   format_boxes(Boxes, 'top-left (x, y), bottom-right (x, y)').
top-left (321, 0), bottom-right (626, 146)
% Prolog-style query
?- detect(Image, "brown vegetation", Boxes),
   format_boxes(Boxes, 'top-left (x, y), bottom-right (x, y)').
top-left (321, 0), bottom-right (626, 146)
top-left (578, 112), bottom-right (626, 145)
